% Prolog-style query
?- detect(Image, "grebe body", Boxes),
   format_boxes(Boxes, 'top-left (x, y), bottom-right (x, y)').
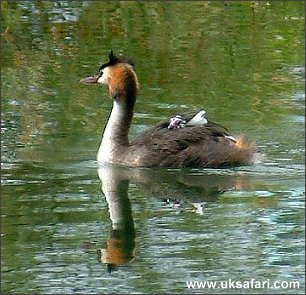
top-left (80, 51), bottom-right (257, 168)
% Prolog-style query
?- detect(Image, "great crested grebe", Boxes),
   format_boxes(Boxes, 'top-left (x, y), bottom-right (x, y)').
top-left (80, 50), bottom-right (257, 168)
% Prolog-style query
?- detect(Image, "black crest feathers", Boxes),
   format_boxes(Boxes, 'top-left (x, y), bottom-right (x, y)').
top-left (109, 50), bottom-right (119, 65)
top-left (99, 50), bottom-right (134, 72)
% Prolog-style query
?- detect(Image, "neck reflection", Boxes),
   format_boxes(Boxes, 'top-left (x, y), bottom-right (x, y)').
top-left (97, 165), bottom-right (135, 273)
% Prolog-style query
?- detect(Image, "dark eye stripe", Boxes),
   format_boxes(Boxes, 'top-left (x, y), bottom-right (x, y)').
top-left (94, 71), bottom-right (103, 82)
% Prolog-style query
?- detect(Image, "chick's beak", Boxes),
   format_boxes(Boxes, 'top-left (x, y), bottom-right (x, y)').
top-left (79, 75), bottom-right (98, 84)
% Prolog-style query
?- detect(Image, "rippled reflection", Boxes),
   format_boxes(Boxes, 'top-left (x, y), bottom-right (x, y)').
top-left (97, 164), bottom-right (259, 272)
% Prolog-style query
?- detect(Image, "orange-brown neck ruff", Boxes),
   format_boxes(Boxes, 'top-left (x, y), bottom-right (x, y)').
top-left (97, 64), bottom-right (138, 164)
top-left (108, 65), bottom-right (138, 121)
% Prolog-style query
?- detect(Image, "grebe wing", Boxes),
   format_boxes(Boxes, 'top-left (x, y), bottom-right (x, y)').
top-left (132, 111), bottom-right (234, 148)
top-left (129, 112), bottom-right (255, 168)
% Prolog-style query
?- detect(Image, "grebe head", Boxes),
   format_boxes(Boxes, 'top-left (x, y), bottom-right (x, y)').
top-left (80, 50), bottom-right (139, 103)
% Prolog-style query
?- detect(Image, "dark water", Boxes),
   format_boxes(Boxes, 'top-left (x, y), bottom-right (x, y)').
top-left (1, 1), bottom-right (305, 294)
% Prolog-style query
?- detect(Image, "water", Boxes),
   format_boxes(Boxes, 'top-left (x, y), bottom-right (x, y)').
top-left (1, 1), bottom-right (305, 294)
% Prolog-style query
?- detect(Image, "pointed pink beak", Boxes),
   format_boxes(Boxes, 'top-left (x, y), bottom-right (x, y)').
top-left (79, 75), bottom-right (98, 84)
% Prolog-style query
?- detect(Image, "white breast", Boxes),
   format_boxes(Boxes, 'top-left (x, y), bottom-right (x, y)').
top-left (97, 100), bottom-right (124, 163)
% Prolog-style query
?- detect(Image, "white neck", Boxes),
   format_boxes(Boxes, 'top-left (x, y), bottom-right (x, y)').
top-left (97, 100), bottom-right (131, 163)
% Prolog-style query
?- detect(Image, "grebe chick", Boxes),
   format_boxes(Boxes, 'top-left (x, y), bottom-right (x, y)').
top-left (80, 50), bottom-right (257, 168)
